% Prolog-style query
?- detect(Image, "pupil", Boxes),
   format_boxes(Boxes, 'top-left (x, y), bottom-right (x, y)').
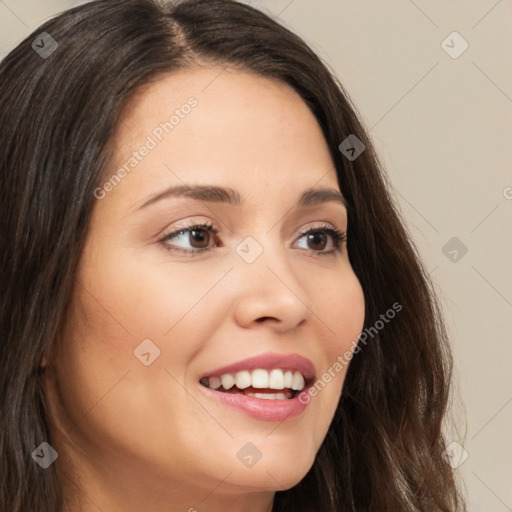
top-left (308, 232), bottom-right (326, 250)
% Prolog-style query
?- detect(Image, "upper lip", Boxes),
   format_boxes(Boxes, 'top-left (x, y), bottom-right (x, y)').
top-left (200, 352), bottom-right (316, 383)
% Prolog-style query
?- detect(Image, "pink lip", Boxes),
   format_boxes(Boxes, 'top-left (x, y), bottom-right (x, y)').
top-left (199, 352), bottom-right (316, 381)
top-left (199, 384), bottom-right (311, 422)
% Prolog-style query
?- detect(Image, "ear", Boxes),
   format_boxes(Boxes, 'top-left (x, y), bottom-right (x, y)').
top-left (40, 358), bottom-right (47, 368)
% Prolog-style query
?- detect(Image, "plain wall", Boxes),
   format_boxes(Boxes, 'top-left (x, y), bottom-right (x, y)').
top-left (1, 1), bottom-right (511, 510)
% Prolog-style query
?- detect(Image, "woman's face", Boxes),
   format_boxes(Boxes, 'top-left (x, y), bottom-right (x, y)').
top-left (46, 66), bottom-right (365, 510)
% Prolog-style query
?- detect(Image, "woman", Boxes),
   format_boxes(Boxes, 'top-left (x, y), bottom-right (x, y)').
top-left (0, 0), bottom-right (464, 510)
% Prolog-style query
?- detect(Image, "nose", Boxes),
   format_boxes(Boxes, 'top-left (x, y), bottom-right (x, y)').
top-left (232, 237), bottom-right (310, 332)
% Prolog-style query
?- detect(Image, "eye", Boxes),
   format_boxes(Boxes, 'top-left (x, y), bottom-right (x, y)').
top-left (293, 224), bottom-right (347, 255)
top-left (159, 221), bottom-right (347, 256)
top-left (160, 222), bottom-right (220, 254)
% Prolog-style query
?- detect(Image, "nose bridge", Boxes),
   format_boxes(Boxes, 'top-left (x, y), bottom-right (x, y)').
top-left (235, 228), bottom-right (293, 284)
top-left (232, 229), bottom-right (310, 328)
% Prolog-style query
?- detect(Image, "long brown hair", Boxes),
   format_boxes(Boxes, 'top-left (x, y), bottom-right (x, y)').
top-left (0, 0), bottom-right (464, 510)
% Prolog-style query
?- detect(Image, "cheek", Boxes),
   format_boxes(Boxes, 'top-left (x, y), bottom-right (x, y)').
top-left (50, 284), bottom-right (213, 475)
top-left (315, 265), bottom-right (366, 357)
top-left (87, 242), bottom-right (234, 331)
top-left (303, 267), bottom-right (365, 442)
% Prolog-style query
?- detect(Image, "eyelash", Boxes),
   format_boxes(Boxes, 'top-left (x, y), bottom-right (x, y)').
top-left (159, 221), bottom-right (347, 257)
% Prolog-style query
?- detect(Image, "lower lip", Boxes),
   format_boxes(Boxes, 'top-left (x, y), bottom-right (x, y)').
top-left (199, 385), bottom-right (310, 422)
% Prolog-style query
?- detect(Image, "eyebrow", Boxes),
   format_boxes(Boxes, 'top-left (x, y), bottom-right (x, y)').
top-left (137, 184), bottom-right (347, 211)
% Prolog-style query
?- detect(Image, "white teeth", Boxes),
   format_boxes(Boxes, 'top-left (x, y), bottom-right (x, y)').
top-left (268, 369), bottom-right (285, 389)
top-left (291, 371), bottom-right (305, 391)
top-left (208, 376), bottom-right (222, 389)
top-left (251, 369), bottom-right (269, 388)
top-left (284, 370), bottom-right (293, 388)
top-left (235, 370), bottom-right (251, 389)
top-left (204, 368), bottom-right (307, 392)
top-left (221, 374), bottom-right (235, 390)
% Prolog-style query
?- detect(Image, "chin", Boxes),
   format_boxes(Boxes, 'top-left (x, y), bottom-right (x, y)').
top-left (221, 449), bottom-right (316, 492)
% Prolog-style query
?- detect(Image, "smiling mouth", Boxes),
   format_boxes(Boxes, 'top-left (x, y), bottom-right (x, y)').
top-left (199, 368), bottom-right (307, 400)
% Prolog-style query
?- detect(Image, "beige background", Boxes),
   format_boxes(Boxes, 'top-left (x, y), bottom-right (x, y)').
top-left (1, 0), bottom-right (511, 509)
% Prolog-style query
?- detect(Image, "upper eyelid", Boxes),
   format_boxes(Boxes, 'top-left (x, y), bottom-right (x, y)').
top-left (161, 220), bottom-right (346, 238)
top-left (154, 201), bottom-right (346, 231)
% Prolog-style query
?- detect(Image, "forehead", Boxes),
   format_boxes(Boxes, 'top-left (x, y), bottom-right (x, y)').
top-left (103, 65), bottom-right (341, 210)
top-left (117, 65), bottom-right (313, 129)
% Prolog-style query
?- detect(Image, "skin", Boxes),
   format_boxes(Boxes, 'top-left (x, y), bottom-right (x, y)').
top-left (44, 65), bottom-right (365, 512)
